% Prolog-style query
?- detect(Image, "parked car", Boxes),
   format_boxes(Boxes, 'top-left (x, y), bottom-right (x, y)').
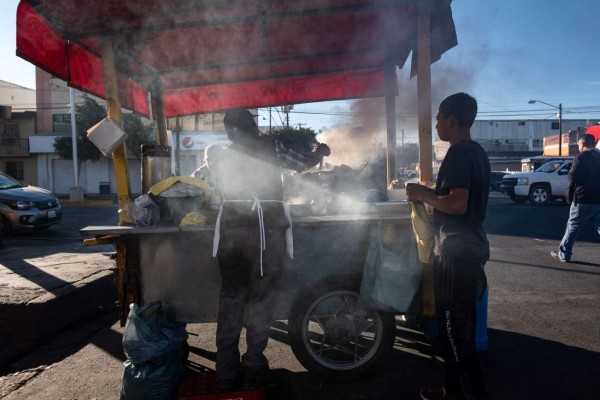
top-left (499, 159), bottom-right (572, 205)
top-left (489, 171), bottom-right (506, 192)
top-left (0, 172), bottom-right (62, 234)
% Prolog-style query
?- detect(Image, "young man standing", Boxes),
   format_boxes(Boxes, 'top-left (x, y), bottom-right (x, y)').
top-left (406, 93), bottom-right (490, 400)
top-left (551, 133), bottom-right (600, 262)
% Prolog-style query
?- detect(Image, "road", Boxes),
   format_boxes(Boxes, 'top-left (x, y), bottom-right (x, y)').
top-left (1, 194), bottom-right (599, 399)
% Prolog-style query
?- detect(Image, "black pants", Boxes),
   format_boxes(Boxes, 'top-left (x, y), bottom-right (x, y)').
top-left (215, 226), bottom-right (287, 381)
top-left (434, 256), bottom-right (487, 400)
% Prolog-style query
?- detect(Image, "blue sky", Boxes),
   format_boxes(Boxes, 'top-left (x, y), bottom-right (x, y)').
top-left (1, 0), bottom-right (599, 134)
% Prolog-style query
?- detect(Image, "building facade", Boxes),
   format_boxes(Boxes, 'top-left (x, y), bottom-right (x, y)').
top-left (0, 80), bottom-right (37, 184)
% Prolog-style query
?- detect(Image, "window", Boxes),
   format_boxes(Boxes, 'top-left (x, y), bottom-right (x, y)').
top-left (1, 123), bottom-right (19, 139)
top-left (551, 122), bottom-right (559, 130)
top-left (5, 161), bottom-right (24, 180)
top-left (532, 139), bottom-right (542, 147)
top-left (518, 121), bottom-right (526, 126)
top-left (53, 113), bottom-right (72, 133)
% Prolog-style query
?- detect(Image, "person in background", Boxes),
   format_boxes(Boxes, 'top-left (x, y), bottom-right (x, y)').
top-left (406, 93), bottom-right (489, 400)
top-left (551, 133), bottom-right (600, 262)
top-left (212, 108), bottom-right (329, 391)
top-left (190, 144), bottom-right (224, 208)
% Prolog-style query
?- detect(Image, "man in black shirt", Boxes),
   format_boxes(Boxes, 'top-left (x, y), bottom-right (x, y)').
top-left (407, 93), bottom-right (489, 400)
top-left (551, 133), bottom-right (600, 262)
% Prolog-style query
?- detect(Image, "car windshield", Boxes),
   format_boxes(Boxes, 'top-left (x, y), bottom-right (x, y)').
top-left (0, 173), bottom-right (24, 190)
top-left (535, 161), bottom-right (564, 173)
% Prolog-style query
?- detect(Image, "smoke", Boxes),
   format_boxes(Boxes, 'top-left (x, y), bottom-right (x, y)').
top-left (317, 60), bottom-right (482, 165)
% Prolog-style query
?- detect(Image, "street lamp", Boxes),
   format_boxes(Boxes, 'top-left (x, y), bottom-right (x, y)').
top-left (528, 99), bottom-right (563, 156)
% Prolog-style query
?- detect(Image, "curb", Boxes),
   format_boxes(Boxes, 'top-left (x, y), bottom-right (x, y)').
top-left (60, 200), bottom-right (116, 206)
top-left (0, 270), bottom-right (117, 367)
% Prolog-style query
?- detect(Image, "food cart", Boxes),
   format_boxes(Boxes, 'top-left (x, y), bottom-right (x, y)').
top-left (16, 0), bottom-right (458, 380)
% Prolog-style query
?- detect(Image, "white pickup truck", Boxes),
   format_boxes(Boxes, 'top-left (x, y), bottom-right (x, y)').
top-left (499, 158), bottom-right (573, 205)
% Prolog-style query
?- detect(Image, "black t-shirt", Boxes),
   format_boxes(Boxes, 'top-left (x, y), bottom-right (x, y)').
top-left (570, 148), bottom-right (600, 204)
top-left (433, 139), bottom-right (491, 260)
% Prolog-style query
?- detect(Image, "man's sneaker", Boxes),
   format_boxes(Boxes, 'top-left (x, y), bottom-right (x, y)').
top-left (420, 388), bottom-right (464, 400)
top-left (550, 250), bottom-right (568, 263)
top-left (240, 367), bottom-right (270, 390)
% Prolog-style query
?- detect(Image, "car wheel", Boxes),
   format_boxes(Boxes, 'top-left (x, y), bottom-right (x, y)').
top-left (288, 275), bottom-right (396, 382)
top-left (510, 196), bottom-right (527, 204)
top-left (529, 184), bottom-right (550, 205)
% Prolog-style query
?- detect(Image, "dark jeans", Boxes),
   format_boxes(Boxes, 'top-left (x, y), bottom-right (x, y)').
top-left (434, 256), bottom-right (487, 400)
top-left (558, 203), bottom-right (600, 261)
top-left (215, 226), bottom-right (287, 381)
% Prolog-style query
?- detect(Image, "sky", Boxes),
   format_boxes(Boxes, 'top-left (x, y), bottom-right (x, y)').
top-left (1, 0), bottom-right (599, 140)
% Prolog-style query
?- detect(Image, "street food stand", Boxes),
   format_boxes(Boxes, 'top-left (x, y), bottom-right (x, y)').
top-left (16, 0), bottom-right (458, 380)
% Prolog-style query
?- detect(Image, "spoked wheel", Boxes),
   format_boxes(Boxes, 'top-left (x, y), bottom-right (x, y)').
top-left (288, 275), bottom-right (396, 381)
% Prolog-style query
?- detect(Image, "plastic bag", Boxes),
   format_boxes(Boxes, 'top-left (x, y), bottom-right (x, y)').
top-left (120, 302), bottom-right (188, 400)
top-left (124, 194), bottom-right (160, 226)
top-left (359, 220), bottom-right (422, 313)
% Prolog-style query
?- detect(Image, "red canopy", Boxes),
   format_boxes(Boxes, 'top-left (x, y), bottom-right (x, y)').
top-left (16, 0), bottom-right (457, 117)
top-left (585, 125), bottom-right (600, 142)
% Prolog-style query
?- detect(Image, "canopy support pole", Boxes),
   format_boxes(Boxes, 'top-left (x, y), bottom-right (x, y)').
top-left (384, 59), bottom-right (397, 188)
top-left (100, 40), bottom-right (139, 324)
top-left (151, 85), bottom-right (168, 145)
top-left (417, 1), bottom-right (433, 184)
top-left (100, 39), bottom-right (132, 223)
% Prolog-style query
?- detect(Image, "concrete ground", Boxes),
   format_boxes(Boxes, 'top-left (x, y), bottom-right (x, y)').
top-left (0, 194), bottom-right (599, 399)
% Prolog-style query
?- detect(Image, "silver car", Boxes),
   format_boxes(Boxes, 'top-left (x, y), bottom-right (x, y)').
top-left (0, 172), bottom-right (62, 234)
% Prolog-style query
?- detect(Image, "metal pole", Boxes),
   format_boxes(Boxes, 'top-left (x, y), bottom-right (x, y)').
top-left (69, 87), bottom-right (78, 187)
top-left (558, 103), bottom-right (563, 156)
top-left (384, 61), bottom-right (397, 187)
top-left (417, 0), bottom-right (433, 184)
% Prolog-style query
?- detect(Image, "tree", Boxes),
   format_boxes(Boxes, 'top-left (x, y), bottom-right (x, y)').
top-left (267, 125), bottom-right (319, 153)
top-left (53, 95), bottom-right (156, 171)
top-left (122, 113), bottom-right (156, 160)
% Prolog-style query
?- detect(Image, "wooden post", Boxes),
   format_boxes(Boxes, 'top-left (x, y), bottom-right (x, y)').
top-left (384, 60), bottom-right (397, 188)
top-left (100, 39), bottom-right (132, 223)
top-left (417, 1), bottom-right (433, 184)
top-left (100, 40), bottom-right (137, 325)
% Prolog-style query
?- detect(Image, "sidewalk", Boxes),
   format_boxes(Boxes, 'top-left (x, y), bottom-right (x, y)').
top-left (56, 194), bottom-right (118, 207)
top-left (0, 238), bottom-right (117, 367)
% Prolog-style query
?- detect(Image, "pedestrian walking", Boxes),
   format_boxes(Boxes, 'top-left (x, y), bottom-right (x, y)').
top-left (551, 133), bottom-right (600, 262)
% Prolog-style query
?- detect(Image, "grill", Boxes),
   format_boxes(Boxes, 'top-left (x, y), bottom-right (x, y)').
top-left (35, 199), bottom-right (59, 210)
top-left (500, 177), bottom-right (517, 196)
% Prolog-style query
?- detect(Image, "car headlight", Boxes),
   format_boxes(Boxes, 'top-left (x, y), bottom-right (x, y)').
top-left (517, 178), bottom-right (529, 185)
top-left (10, 200), bottom-right (35, 210)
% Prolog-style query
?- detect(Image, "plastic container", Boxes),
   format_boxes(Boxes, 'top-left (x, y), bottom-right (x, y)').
top-left (86, 117), bottom-right (128, 157)
top-left (475, 288), bottom-right (489, 352)
top-left (141, 144), bottom-right (172, 194)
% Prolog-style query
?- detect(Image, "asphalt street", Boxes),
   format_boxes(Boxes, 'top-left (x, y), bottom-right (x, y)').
top-left (0, 194), bottom-right (599, 399)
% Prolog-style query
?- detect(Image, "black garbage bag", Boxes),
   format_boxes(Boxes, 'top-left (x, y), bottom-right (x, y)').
top-left (120, 301), bottom-right (188, 400)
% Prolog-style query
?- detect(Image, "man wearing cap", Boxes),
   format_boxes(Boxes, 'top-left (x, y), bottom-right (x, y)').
top-left (212, 108), bottom-right (329, 391)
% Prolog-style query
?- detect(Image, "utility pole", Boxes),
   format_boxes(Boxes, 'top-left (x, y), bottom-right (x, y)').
top-left (558, 103), bottom-right (563, 156)
top-left (282, 105), bottom-right (293, 127)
